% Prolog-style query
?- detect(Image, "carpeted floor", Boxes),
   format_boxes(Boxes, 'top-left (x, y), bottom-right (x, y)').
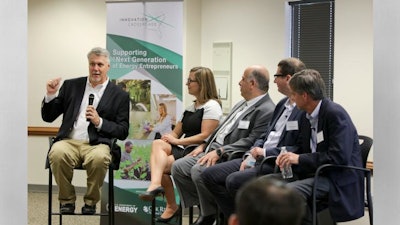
top-left (28, 186), bottom-right (194, 225)
top-left (28, 191), bottom-right (100, 225)
top-left (28, 187), bottom-right (370, 225)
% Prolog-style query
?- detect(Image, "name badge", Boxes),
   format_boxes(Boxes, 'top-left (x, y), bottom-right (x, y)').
top-left (238, 120), bottom-right (250, 129)
top-left (286, 121), bottom-right (299, 131)
top-left (317, 131), bottom-right (324, 144)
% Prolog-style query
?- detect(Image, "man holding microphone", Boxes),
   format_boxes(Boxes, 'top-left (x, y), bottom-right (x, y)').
top-left (42, 47), bottom-right (130, 215)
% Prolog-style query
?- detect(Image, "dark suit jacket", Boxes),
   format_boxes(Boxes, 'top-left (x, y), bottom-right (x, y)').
top-left (205, 94), bottom-right (275, 153)
top-left (41, 76), bottom-right (130, 146)
top-left (295, 99), bottom-right (364, 222)
top-left (252, 97), bottom-right (308, 156)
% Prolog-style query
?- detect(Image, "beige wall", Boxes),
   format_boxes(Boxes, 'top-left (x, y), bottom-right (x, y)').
top-left (28, 0), bottom-right (374, 186)
top-left (28, 0), bottom-right (107, 186)
top-left (335, 0), bottom-right (373, 138)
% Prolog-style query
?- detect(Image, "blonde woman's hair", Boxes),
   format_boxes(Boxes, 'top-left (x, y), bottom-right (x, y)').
top-left (158, 103), bottom-right (168, 117)
top-left (190, 66), bottom-right (221, 105)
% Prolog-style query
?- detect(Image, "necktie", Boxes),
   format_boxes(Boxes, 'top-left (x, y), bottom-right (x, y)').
top-left (206, 102), bottom-right (247, 152)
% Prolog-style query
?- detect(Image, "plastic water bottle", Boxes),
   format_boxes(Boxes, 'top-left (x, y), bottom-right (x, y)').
top-left (280, 146), bottom-right (293, 179)
top-left (244, 154), bottom-right (256, 169)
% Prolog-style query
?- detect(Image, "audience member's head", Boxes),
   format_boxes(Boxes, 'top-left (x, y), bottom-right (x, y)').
top-left (289, 69), bottom-right (326, 101)
top-left (229, 177), bottom-right (305, 225)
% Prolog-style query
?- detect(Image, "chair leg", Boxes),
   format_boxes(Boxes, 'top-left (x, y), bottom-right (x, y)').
top-left (48, 168), bottom-right (52, 225)
top-left (108, 167), bottom-right (115, 225)
top-left (151, 198), bottom-right (156, 225)
top-left (366, 173), bottom-right (373, 225)
top-left (189, 206), bottom-right (194, 224)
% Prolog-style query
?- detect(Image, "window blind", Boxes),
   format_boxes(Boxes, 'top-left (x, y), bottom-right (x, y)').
top-left (290, 0), bottom-right (335, 99)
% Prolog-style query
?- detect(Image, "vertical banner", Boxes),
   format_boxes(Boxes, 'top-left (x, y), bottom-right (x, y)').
top-left (102, 1), bottom-right (183, 224)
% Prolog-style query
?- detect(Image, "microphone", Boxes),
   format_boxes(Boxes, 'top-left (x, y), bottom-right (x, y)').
top-left (88, 94), bottom-right (94, 105)
top-left (87, 94), bottom-right (94, 121)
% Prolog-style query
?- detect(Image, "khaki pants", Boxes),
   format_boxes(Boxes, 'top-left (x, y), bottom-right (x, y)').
top-left (48, 139), bottom-right (111, 206)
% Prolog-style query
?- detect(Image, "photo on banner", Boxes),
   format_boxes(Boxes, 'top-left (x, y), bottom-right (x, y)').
top-left (102, 1), bottom-right (183, 224)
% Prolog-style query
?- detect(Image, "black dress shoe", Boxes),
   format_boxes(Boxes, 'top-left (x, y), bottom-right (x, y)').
top-left (60, 203), bottom-right (75, 214)
top-left (81, 204), bottom-right (96, 215)
top-left (139, 186), bottom-right (165, 201)
top-left (155, 207), bottom-right (181, 223)
top-left (190, 214), bottom-right (216, 225)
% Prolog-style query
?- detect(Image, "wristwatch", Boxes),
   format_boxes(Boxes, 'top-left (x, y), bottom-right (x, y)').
top-left (216, 148), bottom-right (222, 157)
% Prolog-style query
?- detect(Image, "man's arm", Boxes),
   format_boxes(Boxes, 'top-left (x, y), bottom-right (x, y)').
top-left (198, 98), bottom-right (275, 166)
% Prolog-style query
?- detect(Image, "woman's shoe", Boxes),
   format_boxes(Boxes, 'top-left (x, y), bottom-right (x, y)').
top-left (155, 207), bottom-right (181, 223)
top-left (138, 186), bottom-right (165, 201)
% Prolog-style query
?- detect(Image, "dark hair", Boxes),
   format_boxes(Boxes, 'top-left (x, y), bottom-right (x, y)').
top-left (235, 177), bottom-right (305, 225)
top-left (277, 57), bottom-right (306, 76)
top-left (117, 82), bottom-right (127, 90)
top-left (125, 141), bottom-right (133, 147)
top-left (289, 69), bottom-right (326, 100)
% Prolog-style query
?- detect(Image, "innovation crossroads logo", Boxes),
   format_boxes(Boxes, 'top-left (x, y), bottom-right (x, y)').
top-left (120, 13), bottom-right (174, 31)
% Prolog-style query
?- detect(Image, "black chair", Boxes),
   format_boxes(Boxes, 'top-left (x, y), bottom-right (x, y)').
top-left (220, 150), bottom-right (246, 162)
top-left (46, 137), bottom-right (118, 225)
top-left (311, 135), bottom-right (373, 225)
top-left (255, 136), bottom-right (373, 225)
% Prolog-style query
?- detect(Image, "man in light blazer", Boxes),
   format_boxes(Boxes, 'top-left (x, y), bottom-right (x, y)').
top-left (277, 69), bottom-right (364, 224)
top-left (41, 47), bottom-right (130, 215)
top-left (171, 65), bottom-right (275, 225)
top-left (201, 58), bottom-right (309, 220)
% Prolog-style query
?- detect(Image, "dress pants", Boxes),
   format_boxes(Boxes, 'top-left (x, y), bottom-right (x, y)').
top-left (48, 139), bottom-right (111, 206)
top-left (171, 153), bottom-right (218, 216)
top-left (202, 158), bottom-right (275, 218)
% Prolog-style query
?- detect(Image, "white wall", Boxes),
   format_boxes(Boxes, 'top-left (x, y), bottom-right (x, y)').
top-left (1, 0), bottom-right (28, 224)
top-left (28, 0), bottom-right (107, 186)
top-left (28, 0), bottom-right (374, 184)
top-left (374, 0), bottom-right (400, 223)
top-left (183, 0), bottom-right (202, 105)
top-left (199, 0), bottom-right (374, 156)
top-left (335, 0), bottom-right (373, 139)
top-left (199, 0), bottom-right (286, 105)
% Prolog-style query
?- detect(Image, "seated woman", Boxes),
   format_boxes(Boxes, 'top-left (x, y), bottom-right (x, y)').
top-left (139, 66), bottom-right (222, 223)
top-left (149, 103), bottom-right (173, 139)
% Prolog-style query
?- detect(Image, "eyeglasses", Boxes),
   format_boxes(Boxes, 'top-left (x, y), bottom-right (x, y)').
top-left (187, 78), bottom-right (198, 84)
top-left (274, 74), bottom-right (286, 78)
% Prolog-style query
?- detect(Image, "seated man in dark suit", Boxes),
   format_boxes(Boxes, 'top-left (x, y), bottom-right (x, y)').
top-left (201, 58), bottom-right (308, 220)
top-left (171, 65), bottom-right (276, 225)
top-left (41, 47), bottom-right (130, 215)
top-left (229, 177), bottom-right (305, 225)
top-left (275, 69), bottom-right (364, 224)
